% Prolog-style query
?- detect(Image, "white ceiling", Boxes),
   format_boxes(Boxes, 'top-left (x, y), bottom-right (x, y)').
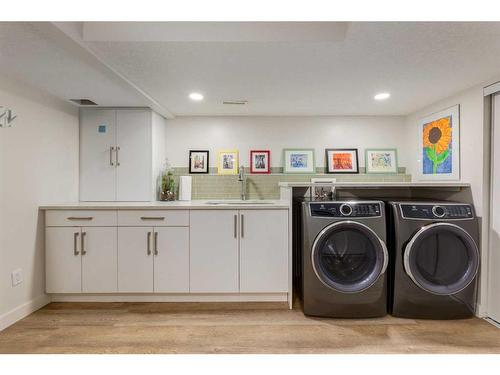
top-left (2, 22), bottom-right (500, 117)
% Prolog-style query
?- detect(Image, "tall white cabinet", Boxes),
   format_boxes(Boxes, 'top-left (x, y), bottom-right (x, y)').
top-left (79, 108), bottom-right (166, 202)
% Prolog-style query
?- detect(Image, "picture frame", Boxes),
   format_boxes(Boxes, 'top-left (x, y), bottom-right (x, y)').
top-left (325, 148), bottom-right (359, 174)
top-left (417, 105), bottom-right (460, 181)
top-left (217, 149), bottom-right (239, 175)
top-left (250, 150), bottom-right (271, 174)
top-left (365, 148), bottom-right (398, 174)
top-left (283, 148), bottom-right (316, 174)
top-left (189, 150), bottom-right (209, 174)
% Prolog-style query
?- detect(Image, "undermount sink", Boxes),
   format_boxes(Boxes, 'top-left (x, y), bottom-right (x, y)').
top-left (206, 200), bottom-right (275, 205)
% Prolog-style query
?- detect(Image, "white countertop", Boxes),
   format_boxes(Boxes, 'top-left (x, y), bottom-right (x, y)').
top-left (278, 181), bottom-right (471, 188)
top-left (40, 199), bottom-right (290, 210)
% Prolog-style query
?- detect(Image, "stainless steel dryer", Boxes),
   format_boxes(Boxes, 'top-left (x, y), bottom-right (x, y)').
top-left (301, 200), bottom-right (388, 318)
top-left (388, 201), bottom-right (480, 319)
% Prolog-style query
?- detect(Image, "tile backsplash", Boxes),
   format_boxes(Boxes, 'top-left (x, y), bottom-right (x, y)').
top-left (169, 167), bottom-right (410, 200)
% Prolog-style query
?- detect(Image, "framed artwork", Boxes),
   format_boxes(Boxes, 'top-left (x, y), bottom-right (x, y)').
top-left (325, 148), bottom-right (359, 174)
top-left (250, 150), bottom-right (270, 174)
top-left (417, 105), bottom-right (460, 181)
top-left (217, 149), bottom-right (239, 175)
top-left (283, 148), bottom-right (315, 174)
top-left (365, 149), bottom-right (398, 174)
top-left (189, 150), bottom-right (209, 174)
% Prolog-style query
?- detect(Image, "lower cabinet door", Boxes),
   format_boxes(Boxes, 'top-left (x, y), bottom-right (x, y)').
top-left (46, 227), bottom-right (82, 293)
top-left (153, 227), bottom-right (190, 292)
top-left (239, 210), bottom-right (288, 293)
top-left (81, 227), bottom-right (118, 293)
top-left (118, 227), bottom-right (154, 292)
top-left (190, 210), bottom-right (239, 292)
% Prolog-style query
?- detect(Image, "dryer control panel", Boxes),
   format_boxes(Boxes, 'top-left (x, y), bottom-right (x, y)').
top-left (310, 202), bottom-right (382, 218)
top-left (400, 203), bottom-right (474, 219)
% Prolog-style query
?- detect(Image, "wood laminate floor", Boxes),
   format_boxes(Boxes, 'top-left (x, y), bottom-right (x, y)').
top-left (1, 302), bottom-right (499, 354)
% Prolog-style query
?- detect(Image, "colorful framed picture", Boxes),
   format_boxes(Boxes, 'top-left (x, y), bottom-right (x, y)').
top-left (283, 148), bottom-right (315, 174)
top-left (365, 149), bottom-right (398, 174)
top-left (189, 150), bottom-right (209, 174)
top-left (217, 149), bottom-right (239, 175)
top-left (417, 105), bottom-right (460, 181)
top-left (325, 148), bottom-right (359, 174)
top-left (250, 150), bottom-right (270, 174)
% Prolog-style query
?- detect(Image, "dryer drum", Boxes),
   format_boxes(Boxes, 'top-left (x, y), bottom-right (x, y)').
top-left (404, 222), bottom-right (480, 296)
top-left (311, 221), bottom-right (388, 293)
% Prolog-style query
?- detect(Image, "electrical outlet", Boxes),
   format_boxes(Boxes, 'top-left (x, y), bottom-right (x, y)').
top-left (11, 269), bottom-right (23, 287)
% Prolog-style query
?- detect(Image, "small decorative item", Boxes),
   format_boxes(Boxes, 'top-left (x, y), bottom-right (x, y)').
top-left (365, 149), bottom-right (398, 174)
top-left (418, 105), bottom-right (460, 181)
top-left (217, 149), bottom-right (239, 175)
top-left (189, 150), bottom-right (209, 174)
top-left (250, 150), bottom-right (270, 174)
top-left (160, 170), bottom-right (176, 201)
top-left (325, 148), bottom-right (359, 174)
top-left (283, 148), bottom-right (315, 174)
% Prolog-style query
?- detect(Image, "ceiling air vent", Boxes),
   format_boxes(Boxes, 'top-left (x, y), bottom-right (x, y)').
top-left (70, 99), bottom-right (98, 106)
top-left (223, 100), bottom-right (248, 105)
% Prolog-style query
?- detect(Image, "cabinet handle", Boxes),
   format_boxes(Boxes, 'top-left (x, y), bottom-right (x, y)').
top-left (154, 232), bottom-right (159, 256)
top-left (234, 214), bottom-right (237, 238)
top-left (116, 146), bottom-right (120, 166)
top-left (241, 214), bottom-right (244, 238)
top-left (147, 232), bottom-right (152, 255)
top-left (67, 217), bottom-right (93, 221)
top-left (73, 232), bottom-right (80, 256)
top-left (81, 232), bottom-right (87, 255)
top-left (109, 146), bottom-right (115, 166)
top-left (140, 216), bottom-right (165, 221)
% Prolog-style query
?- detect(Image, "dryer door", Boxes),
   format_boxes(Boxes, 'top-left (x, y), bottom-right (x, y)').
top-left (404, 223), bottom-right (479, 295)
top-left (311, 221), bottom-right (388, 293)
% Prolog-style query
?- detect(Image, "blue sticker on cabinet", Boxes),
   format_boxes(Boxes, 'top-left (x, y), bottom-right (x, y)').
top-left (98, 125), bottom-right (106, 133)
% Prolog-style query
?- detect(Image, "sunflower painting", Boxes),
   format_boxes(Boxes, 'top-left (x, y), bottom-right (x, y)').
top-left (419, 105), bottom-right (460, 181)
top-left (422, 116), bottom-right (452, 174)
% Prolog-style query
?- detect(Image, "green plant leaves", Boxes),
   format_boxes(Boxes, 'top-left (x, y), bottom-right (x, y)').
top-left (436, 149), bottom-right (450, 164)
top-left (425, 146), bottom-right (437, 162)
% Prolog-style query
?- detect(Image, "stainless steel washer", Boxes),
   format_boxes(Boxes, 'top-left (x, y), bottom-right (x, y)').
top-left (388, 201), bottom-right (480, 319)
top-left (301, 200), bottom-right (388, 318)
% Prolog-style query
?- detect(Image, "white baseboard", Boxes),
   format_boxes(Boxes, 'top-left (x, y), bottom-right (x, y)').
top-left (50, 293), bottom-right (288, 303)
top-left (476, 303), bottom-right (488, 318)
top-left (484, 318), bottom-right (500, 328)
top-left (0, 294), bottom-right (51, 331)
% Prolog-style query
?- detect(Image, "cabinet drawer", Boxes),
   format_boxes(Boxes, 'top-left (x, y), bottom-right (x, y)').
top-left (117, 210), bottom-right (189, 226)
top-left (45, 210), bottom-right (117, 227)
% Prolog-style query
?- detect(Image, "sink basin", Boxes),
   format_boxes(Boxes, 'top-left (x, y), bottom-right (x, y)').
top-left (206, 200), bottom-right (275, 205)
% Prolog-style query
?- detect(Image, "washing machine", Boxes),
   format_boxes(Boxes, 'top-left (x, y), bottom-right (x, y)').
top-left (388, 201), bottom-right (480, 319)
top-left (301, 200), bottom-right (389, 318)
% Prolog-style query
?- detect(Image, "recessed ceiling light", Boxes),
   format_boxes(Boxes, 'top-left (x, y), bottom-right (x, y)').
top-left (374, 92), bottom-right (391, 101)
top-left (189, 92), bottom-right (204, 101)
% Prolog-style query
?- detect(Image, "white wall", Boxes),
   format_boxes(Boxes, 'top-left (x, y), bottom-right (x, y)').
top-left (0, 74), bottom-right (79, 329)
top-left (404, 83), bottom-right (490, 315)
top-left (165, 116), bottom-right (408, 170)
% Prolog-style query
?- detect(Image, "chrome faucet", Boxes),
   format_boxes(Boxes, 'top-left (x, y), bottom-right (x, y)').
top-left (238, 165), bottom-right (246, 200)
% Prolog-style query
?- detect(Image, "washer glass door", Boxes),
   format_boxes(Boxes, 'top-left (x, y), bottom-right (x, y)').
top-left (312, 221), bottom-right (388, 293)
top-left (404, 223), bottom-right (479, 295)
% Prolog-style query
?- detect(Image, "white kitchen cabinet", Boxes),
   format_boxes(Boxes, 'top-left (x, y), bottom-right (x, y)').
top-left (46, 227), bottom-right (82, 293)
top-left (118, 226), bottom-right (190, 292)
top-left (81, 227), bottom-right (118, 293)
top-left (80, 109), bottom-right (117, 201)
top-left (79, 108), bottom-right (166, 202)
top-left (189, 210), bottom-right (239, 292)
top-left (154, 227), bottom-right (190, 292)
top-left (118, 227), bottom-right (154, 292)
top-left (239, 210), bottom-right (288, 293)
top-left (46, 226), bottom-right (118, 293)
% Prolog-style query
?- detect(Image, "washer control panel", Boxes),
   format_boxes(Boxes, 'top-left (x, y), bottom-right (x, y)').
top-left (400, 203), bottom-right (474, 219)
top-left (310, 202), bottom-right (382, 218)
